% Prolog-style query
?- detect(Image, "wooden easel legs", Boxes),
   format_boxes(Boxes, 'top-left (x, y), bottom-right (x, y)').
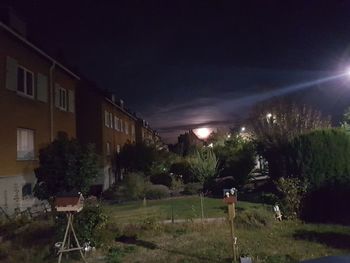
top-left (57, 213), bottom-right (87, 263)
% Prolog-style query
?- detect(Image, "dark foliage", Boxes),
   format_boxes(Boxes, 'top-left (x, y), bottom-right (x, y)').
top-left (119, 143), bottom-right (157, 173)
top-left (214, 137), bottom-right (256, 189)
top-left (150, 173), bottom-right (172, 188)
top-left (34, 133), bottom-right (100, 200)
top-left (170, 161), bottom-right (197, 184)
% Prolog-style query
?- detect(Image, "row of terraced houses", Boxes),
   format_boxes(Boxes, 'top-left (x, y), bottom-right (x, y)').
top-left (0, 11), bottom-right (164, 214)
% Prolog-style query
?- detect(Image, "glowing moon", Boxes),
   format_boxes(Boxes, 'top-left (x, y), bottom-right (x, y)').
top-left (194, 127), bottom-right (211, 139)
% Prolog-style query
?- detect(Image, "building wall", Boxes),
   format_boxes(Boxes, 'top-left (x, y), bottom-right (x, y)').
top-left (0, 28), bottom-right (77, 214)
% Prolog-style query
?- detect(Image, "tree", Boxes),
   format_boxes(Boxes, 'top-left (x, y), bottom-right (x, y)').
top-left (119, 142), bottom-right (158, 174)
top-left (214, 136), bottom-right (256, 189)
top-left (187, 148), bottom-right (218, 183)
top-left (250, 100), bottom-right (330, 179)
top-left (34, 133), bottom-right (100, 200)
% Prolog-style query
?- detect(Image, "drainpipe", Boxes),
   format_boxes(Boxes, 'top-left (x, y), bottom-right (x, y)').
top-left (49, 62), bottom-right (56, 142)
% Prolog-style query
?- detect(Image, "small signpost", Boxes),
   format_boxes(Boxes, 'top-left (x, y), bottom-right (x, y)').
top-left (55, 193), bottom-right (86, 263)
top-left (223, 188), bottom-right (238, 263)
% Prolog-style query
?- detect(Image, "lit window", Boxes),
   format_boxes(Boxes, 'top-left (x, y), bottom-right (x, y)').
top-left (17, 66), bottom-right (34, 98)
top-left (17, 128), bottom-right (34, 160)
top-left (131, 125), bottom-right (135, 136)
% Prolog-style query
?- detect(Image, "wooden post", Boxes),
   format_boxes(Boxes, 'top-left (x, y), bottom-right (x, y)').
top-left (224, 195), bottom-right (237, 263)
top-left (200, 193), bottom-right (204, 224)
top-left (228, 203), bottom-right (236, 262)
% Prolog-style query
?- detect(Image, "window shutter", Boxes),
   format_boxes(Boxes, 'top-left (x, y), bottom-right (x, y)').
top-left (6, 56), bottom-right (18, 91)
top-left (54, 83), bottom-right (60, 107)
top-left (36, 73), bottom-right (48, 102)
top-left (68, 89), bottom-right (75, 113)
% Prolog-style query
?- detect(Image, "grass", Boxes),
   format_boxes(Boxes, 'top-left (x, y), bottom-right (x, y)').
top-left (1, 197), bottom-right (350, 262)
top-left (104, 196), bottom-right (264, 223)
top-left (114, 219), bottom-right (350, 263)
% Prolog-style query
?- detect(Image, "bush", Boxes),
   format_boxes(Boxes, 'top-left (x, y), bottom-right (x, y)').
top-left (214, 137), bottom-right (256, 189)
top-left (102, 184), bottom-right (119, 200)
top-left (187, 148), bottom-right (218, 183)
top-left (144, 184), bottom-right (170, 200)
top-left (123, 172), bottom-right (146, 200)
top-left (301, 185), bottom-right (350, 224)
top-left (182, 183), bottom-right (203, 195)
top-left (55, 202), bottom-right (108, 247)
top-left (287, 129), bottom-right (350, 223)
top-left (235, 208), bottom-right (273, 229)
top-left (34, 133), bottom-right (100, 200)
top-left (150, 173), bottom-right (172, 188)
top-left (289, 128), bottom-right (350, 189)
top-left (275, 177), bottom-right (307, 219)
top-left (170, 161), bottom-right (196, 183)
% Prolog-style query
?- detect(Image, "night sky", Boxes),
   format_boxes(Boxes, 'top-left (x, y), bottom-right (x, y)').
top-left (5, 0), bottom-right (350, 142)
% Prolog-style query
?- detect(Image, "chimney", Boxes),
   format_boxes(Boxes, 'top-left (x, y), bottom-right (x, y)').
top-left (111, 94), bottom-right (115, 103)
top-left (120, 99), bottom-right (124, 108)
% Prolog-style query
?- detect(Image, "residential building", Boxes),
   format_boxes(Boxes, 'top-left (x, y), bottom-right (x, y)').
top-left (76, 81), bottom-right (137, 192)
top-left (0, 14), bottom-right (79, 214)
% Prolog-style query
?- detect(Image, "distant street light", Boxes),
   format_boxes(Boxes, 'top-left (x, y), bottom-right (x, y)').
top-left (240, 127), bottom-right (246, 132)
top-left (266, 113), bottom-right (272, 119)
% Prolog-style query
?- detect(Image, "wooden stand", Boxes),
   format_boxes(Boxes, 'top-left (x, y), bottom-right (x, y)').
top-left (57, 212), bottom-right (87, 263)
top-left (224, 195), bottom-right (238, 263)
top-left (228, 203), bottom-right (237, 263)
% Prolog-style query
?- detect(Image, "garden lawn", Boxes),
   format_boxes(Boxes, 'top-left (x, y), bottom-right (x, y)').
top-left (104, 196), bottom-right (264, 223)
top-left (109, 220), bottom-right (350, 263)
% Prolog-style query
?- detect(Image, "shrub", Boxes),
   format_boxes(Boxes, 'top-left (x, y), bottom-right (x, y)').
top-left (150, 173), bottom-right (172, 188)
top-left (55, 202), bottom-right (108, 247)
top-left (289, 128), bottom-right (350, 189)
top-left (287, 129), bottom-right (350, 223)
top-left (275, 177), bottom-right (307, 219)
top-left (34, 133), bottom-right (100, 200)
top-left (235, 208), bottom-right (273, 229)
top-left (214, 136), bottom-right (256, 189)
top-left (102, 184), bottom-right (119, 200)
top-left (123, 172), bottom-right (146, 200)
top-left (182, 183), bottom-right (203, 195)
top-left (261, 192), bottom-right (279, 205)
top-left (144, 184), bottom-right (170, 200)
top-left (170, 161), bottom-right (196, 183)
top-left (187, 148), bottom-right (218, 183)
top-left (301, 185), bottom-right (350, 224)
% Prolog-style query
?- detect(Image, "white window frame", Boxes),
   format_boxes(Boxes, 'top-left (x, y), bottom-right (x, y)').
top-left (125, 121), bottom-right (129, 135)
top-left (120, 119), bottom-right (124, 133)
top-left (109, 113), bottom-right (113, 129)
top-left (58, 87), bottom-right (68, 111)
top-left (114, 116), bottom-right (118, 130)
top-left (17, 66), bottom-right (34, 98)
top-left (105, 111), bottom-right (110, 127)
top-left (17, 128), bottom-right (35, 160)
